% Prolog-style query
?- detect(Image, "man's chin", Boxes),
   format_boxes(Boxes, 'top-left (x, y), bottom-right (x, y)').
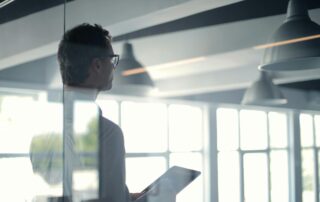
top-left (101, 84), bottom-right (112, 91)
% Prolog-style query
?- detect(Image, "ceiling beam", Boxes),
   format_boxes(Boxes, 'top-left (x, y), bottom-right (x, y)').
top-left (0, 0), bottom-right (241, 71)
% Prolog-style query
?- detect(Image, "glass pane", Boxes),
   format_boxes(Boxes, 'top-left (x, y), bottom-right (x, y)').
top-left (217, 108), bottom-right (239, 151)
top-left (269, 112), bottom-right (288, 148)
top-left (0, 96), bottom-right (39, 153)
top-left (240, 110), bottom-right (268, 150)
top-left (126, 157), bottom-right (167, 193)
top-left (218, 151), bottom-right (240, 202)
top-left (73, 170), bottom-right (98, 201)
top-left (74, 101), bottom-right (99, 136)
top-left (300, 114), bottom-right (314, 147)
top-left (169, 104), bottom-right (203, 152)
top-left (243, 153), bottom-right (268, 202)
top-left (0, 0), bottom-right (65, 198)
top-left (318, 151), bottom-right (320, 194)
top-left (170, 153), bottom-right (203, 202)
top-left (0, 157), bottom-right (40, 201)
top-left (0, 97), bottom-right (64, 200)
top-left (270, 151), bottom-right (289, 202)
top-left (30, 103), bottom-right (64, 200)
top-left (96, 99), bottom-right (119, 124)
top-left (121, 101), bottom-right (168, 153)
top-left (314, 115), bottom-right (320, 147)
top-left (302, 149), bottom-right (315, 202)
top-left (73, 101), bottom-right (100, 201)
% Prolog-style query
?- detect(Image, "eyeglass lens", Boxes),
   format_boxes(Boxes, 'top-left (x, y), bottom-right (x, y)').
top-left (111, 56), bottom-right (119, 67)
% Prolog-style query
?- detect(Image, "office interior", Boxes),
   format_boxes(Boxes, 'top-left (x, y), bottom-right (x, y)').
top-left (0, 0), bottom-right (320, 201)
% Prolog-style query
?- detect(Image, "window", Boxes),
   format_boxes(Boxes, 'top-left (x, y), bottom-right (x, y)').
top-left (0, 93), bottom-right (64, 201)
top-left (0, 91), bottom-right (207, 202)
top-left (217, 107), bottom-right (289, 202)
top-left (299, 113), bottom-right (320, 202)
top-left (98, 99), bottom-right (206, 202)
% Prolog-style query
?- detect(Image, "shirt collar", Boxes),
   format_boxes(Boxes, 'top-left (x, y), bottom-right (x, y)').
top-left (64, 86), bottom-right (98, 102)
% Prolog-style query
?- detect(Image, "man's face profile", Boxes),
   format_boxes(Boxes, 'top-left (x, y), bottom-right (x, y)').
top-left (91, 42), bottom-right (115, 91)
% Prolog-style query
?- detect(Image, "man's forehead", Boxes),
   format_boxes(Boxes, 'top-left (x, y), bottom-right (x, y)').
top-left (106, 42), bottom-right (114, 54)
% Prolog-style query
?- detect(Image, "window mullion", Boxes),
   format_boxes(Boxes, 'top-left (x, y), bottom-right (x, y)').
top-left (238, 110), bottom-right (245, 202)
top-left (312, 115), bottom-right (319, 202)
top-left (288, 111), bottom-right (303, 202)
top-left (267, 112), bottom-right (271, 202)
top-left (209, 106), bottom-right (218, 202)
top-left (166, 104), bottom-right (170, 170)
top-left (239, 151), bottom-right (245, 202)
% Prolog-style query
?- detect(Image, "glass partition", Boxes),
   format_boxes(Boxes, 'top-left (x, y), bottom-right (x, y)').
top-left (0, 0), bottom-right (65, 201)
top-left (217, 107), bottom-right (289, 202)
top-left (2, 0), bottom-right (319, 202)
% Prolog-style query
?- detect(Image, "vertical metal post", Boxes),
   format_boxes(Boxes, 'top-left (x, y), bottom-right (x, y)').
top-left (239, 151), bottom-right (244, 202)
top-left (62, 91), bottom-right (74, 200)
top-left (288, 110), bottom-right (303, 202)
top-left (98, 107), bottom-right (103, 199)
top-left (208, 106), bottom-right (219, 202)
top-left (166, 103), bottom-right (170, 170)
top-left (266, 112), bottom-right (271, 202)
top-left (312, 116), bottom-right (319, 202)
top-left (62, 0), bottom-right (73, 200)
top-left (237, 110), bottom-right (245, 202)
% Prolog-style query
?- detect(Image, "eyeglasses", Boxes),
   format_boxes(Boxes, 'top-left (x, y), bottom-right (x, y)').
top-left (100, 54), bottom-right (120, 68)
top-left (110, 54), bottom-right (120, 68)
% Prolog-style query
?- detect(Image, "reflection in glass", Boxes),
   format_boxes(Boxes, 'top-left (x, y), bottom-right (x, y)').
top-left (170, 152), bottom-right (203, 202)
top-left (217, 108), bottom-right (239, 151)
top-left (270, 151), bottom-right (289, 202)
top-left (0, 157), bottom-right (37, 201)
top-left (302, 149), bottom-right (315, 202)
top-left (300, 114), bottom-right (314, 147)
top-left (218, 151), bottom-right (240, 202)
top-left (0, 96), bottom-right (64, 200)
top-left (169, 104), bottom-right (203, 152)
top-left (73, 101), bottom-right (100, 201)
top-left (121, 101), bottom-right (168, 153)
top-left (0, 96), bottom-right (41, 153)
top-left (269, 112), bottom-right (288, 148)
top-left (240, 110), bottom-right (268, 150)
top-left (13, 98), bottom-right (63, 197)
top-left (243, 153), bottom-right (268, 202)
top-left (126, 157), bottom-right (166, 193)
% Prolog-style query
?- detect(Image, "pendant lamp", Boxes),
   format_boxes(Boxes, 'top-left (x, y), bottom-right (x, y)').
top-left (241, 72), bottom-right (287, 105)
top-left (114, 42), bottom-right (154, 86)
top-left (0, 0), bottom-right (14, 8)
top-left (259, 0), bottom-right (320, 71)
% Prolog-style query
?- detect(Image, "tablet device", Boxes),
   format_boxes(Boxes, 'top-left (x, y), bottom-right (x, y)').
top-left (136, 166), bottom-right (201, 200)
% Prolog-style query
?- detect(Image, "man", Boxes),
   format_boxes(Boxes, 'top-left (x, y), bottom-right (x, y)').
top-left (58, 23), bottom-right (138, 202)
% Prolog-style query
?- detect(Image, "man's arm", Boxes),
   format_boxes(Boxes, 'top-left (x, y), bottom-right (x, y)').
top-left (100, 119), bottom-right (129, 202)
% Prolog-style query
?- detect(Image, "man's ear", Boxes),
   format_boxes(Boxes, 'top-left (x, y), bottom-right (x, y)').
top-left (90, 58), bottom-right (102, 73)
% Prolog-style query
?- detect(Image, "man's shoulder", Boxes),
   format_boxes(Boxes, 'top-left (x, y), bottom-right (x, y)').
top-left (100, 116), bottom-right (125, 146)
top-left (100, 116), bottom-right (122, 134)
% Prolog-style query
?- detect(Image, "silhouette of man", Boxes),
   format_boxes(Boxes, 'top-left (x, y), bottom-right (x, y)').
top-left (58, 23), bottom-right (137, 202)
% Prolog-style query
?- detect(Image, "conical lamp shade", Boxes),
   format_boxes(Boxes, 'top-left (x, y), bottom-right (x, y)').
top-left (114, 42), bottom-right (154, 86)
top-left (259, 0), bottom-right (320, 71)
top-left (242, 72), bottom-right (287, 105)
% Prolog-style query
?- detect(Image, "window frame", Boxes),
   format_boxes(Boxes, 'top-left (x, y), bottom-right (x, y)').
top-left (213, 104), bottom-right (292, 202)
top-left (299, 110), bottom-right (320, 202)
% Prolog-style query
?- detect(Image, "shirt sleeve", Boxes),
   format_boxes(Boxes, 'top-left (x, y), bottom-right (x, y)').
top-left (99, 118), bottom-right (131, 202)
